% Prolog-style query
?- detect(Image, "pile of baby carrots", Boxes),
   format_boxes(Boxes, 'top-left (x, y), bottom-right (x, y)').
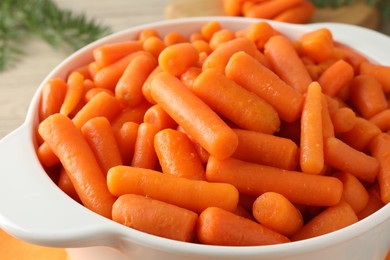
top-left (36, 20), bottom-right (390, 246)
top-left (223, 0), bottom-right (316, 24)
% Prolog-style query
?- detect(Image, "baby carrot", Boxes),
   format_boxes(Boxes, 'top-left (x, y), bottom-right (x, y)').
top-left (291, 200), bottom-right (358, 241)
top-left (232, 128), bottom-right (298, 170)
top-left (357, 184), bottom-right (385, 220)
top-left (180, 66), bottom-right (202, 88)
top-left (200, 21), bottom-right (222, 41)
top-left (191, 69), bottom-right (280, 134)
top-left (58, 167), bottom-right (80, 203)
top-left (333, 172), bottom-right (369, 214)
top-left (330, 107), bottom-right (356, 134)
top-left (112, 194), bottom-right (198, 242)
top-left (321, 95), bottom-right (335, 138)
top-left (150, 72), bottom-right (238, 160)
top-left (222, 0), bottom-right (242, 16)
top-left (334, 42), bottom-right (368, 73)
top-left (93, 41), bottom-right (143, 68)
top-left (137, 28), bottom-right (160, 42)
top-left (142, 66), bottom-right (162, 104)
top-left (264, 34), bottom-right (312, 93)
top-left (39, 113), bottom-right (116, 219)
top-left (369, 133), bottom-right (390, 204)
top-left (197, 207), bottom-right (290, 246)
top-left (226, 51), bottom-right (304, 123)
top-left (209, 29), bottom-right (236, 50)
top-left (39, 78), bottom-right (67, 121)
top-left (158, 43), bottom-right (199, 77)
top-left (37, 142), bottom-right (59, 167)
top-left (115, 52), bottom-right (157, 107)
top-left (252, 192), bottom-right (304, 237)
top-left (107, 165), bottom-right (239, 213)
top-left (84, 87), bottom-right (114, 103)
top-left (154, 129), bottom-right (206, 180)
top-left (202, 37), bottom-right (258, 73)
top-left (273, 1), bottom-right (315, 24)
top-left (176, 125), bottom-right (210, 165)
top-left (300, 82), bottom-right (324, 175)
top-left (244, 0), bottom-right (304, 19)
top-left (324, 136), bottom-right (379, 183)
top-left (349, 75), bottom-right (388, 119)
top-left (131, 122), bottom-right (160, 170)
top-left (191, 40), bottom-right (212, 55)
top-left (115, 121), bottom-right (139, 166)
top-left (318, 59), bottom-right (354, 97)
top-left (163, 31), bottom-right (187, 46)
top-left (60, 71), bottom-right (84, 116)
top-left (81, 117), bottom-right (122, 174)
top-left (299, 28), bottom-right (334, 63)
top-left (369, 109), bottom-right (390, 132)
top-left (206, 156), bottom-right (343, 206)
top-left (143, 104), bottom-right (177, 130)
top-left (359, 62), bottom-right (390, 93)
top-left (110, 101), bottom-right (151, 133)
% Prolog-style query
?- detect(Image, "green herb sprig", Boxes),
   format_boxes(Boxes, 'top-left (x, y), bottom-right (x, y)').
top-left (0, 0), bottom-right (112, 72)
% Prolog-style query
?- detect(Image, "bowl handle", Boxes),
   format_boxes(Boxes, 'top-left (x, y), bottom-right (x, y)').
top-left (0, 125), bottom-right (121, 248)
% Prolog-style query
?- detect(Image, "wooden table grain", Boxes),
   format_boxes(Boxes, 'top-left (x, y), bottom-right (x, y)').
top-left (0, 0), bottom-right (169, 139)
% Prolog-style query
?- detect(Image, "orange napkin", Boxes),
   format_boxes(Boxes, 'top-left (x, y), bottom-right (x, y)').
top-left (0, 228), bottom-right (68, 260)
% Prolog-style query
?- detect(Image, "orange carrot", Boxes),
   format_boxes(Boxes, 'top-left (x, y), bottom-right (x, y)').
top-left (176, 125), bottom-right (210, 165)
top-left (163, 31), bottom-right (187, 46)
top-left (115, 121), bottom-right (139, 166)
top-left (93, 41), bottom-right (143, 68)
top-left (154, 129), bottom-right (206, 180)
top-left (202, 37), bottom-right (257, 73)
top-left (88, 61), bottom-right (101, 80)
top-left (299, 28), bottom-right (334, 63)
top-left (37, 142), bottom-right (60, 168)
top-left (150, 72), bottom-right (238, 160)
top-left (191, 40), bottom-right (212, 55)
top-left (273, 1), bottom-right (315, 24)
top-left (369, 109), bottom-right (390, 132)
top-left (209, 29), bottom-right (236, 50)
top-left (39, 78), bottom-right (67, 121)
top-left (84, 87), bottom-right (114, 103)
top-left (330, 107), bottom-right (356, 134)
top-left (110, 101), bottom-right (151, 132)
top-left (58, 167), bottom-right (80, 202)
top-left (300, 82), bottom-right (324, 175)
top-left (323, 136), bottom-right (379, 183)
top-left (197, 207), bottom-right (290, 246)
top-left (60, 71), bottom-right (84, 116)
top-left (107, 165), bottom-right (239, 213)
top-left (349, 75), bottom-right (388, 119)
top-left (232, 128), bottom-right (298, 170)
top-left (143, 104), bottom-right (177, 130)
top-left (360, 62), bottom-right (390, 93)
top-left (318, 59), bottom-right (354, 97)
top-left (142, 36), bottom-right (166, 59)
top-left (321, 95), bottom-right (335, 138)
top-left (291, 200), bottom-right (358, 241)
top-left (180, 66), bottom-right (202, 88)
top-left (39, 113), bottom-right (116, 218)
top-left (264, 34), bottom-right (312, 93)
top-left (222, 0), bottom-right (242, 16)
top-left (244, 0), bottom-right (304, 19)
top-left (206, 156), bottom-right (343, 206)
top-left (137, 28), bottom-right (160, 42)
top-left (357, 184), bottom-right (385, 220)
top-left (112, 194), bottom-right (198, 242)
top-left (142, 66), bottom-right (162, 104)
top-left (81, 117), bottom-right (122, 174)
top-left (115, 52), bottom-right (157, 107)
top-left (226, 51), bottom-right (304, 123)
top-left (334, 42), bottom-right (368, 73)
top-left (158, 43), bottom-right (199, 77)
top-left (369, 133), bottom-right (390, 204)
top-left (244, 21), bottom-right (275, 50)
top-left (200, 21), bottom-right (222, 41)
top-left (192, 69), bottom-right (280, 134)
top-left (333, 172), bottom-right (369, 214)
top-left (252, 192), bottom-right (304, 237)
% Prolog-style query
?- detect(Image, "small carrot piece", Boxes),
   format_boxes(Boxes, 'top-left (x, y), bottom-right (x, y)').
top-left (300, 82), bottom-right (324, 175)
top-left (291, 200), bottom-right (358, 241)
top-left (299, 28), bottom-right (334, 63)
top-left (143, 104), bottom-right (177, 130)
top-left (131, 122), bottom-right (160, 170)
top-left (226, 51), bottom-right (304, 123)
top-left (369, 109), bottom-right (390, 132)
top-left (158, 42), bottom-right (199, 77)
top-left (137, 28), bottom-right (160, 42)
top-left (142, 36), bottom-right (166, 59)
top-left (150, 72), bottom-right (238, 160)
top-left (60, 71), bottom-right (84, 116)
top-left (321, 95), bottom-right (335, 138)
top-left (58, 167), bottom-right (80, 203)
top-left (243, 21), bottom-right (275, 51)
top-left (318, 59), bottom-right (354, 97)
top-left (37, 142), bottom-right (59, 167)
top-left (244, 0), bottom-right (304, 19)
top-left (264, 35), bottom-right (312, 93)
top-left (163, 31), bottom-right (187, 46)
top-left (273, 1), bottom-right (315, 24)
top-left (252, 192), bottom-right (304, 237)
top-left (330, 107), bottom-right (356, 134)
top-left (180, 66), bottom-right (202, 88)
top-left (333, 42), bottom-right (368, 73)
top-left (142, 66), bottom-right (162, 104)
top-left (115, 52), bottom-right (157, 107)
top-left (112, 194), bottom-right (198, 242)
top-left (360, 62), bottom-right (390, 93)
top-left (154, 129), bottom-right (206, 180)
top-left (232, 128), bottom-right (298, 170)
top-left (202, 37), bottom-right (258, 73)
top-left (209, 29), bottom-right (236, 50)
top-left (349, 74), bottom-right (388, 119)
top-left (191, 40), bottom-right (212, 55)
top-left (115, 121), bottom-right (139, 166)
top-left (357, 184), bottom-right (385, 220)
top-left (39, 114), bottom-right (116, 219)
top-left (93, 41), bottom-right (143, 68)
top-left (200, 21), bottom-right (222, 41)
top-left (81, 117), bottom-right (122, 174)
top-left (192, 69), bottom-right (280, 134)
top-left (222, 0), bottom-right (242, 16)
top-left (324, 137), bottom-right (379, 183)
top-left (206, 156), bottom-right (343, 206)
top-left (84, 87), bottom-right (114, 103)
top-left (110, 101), bottom-right (151, 133)
top-left (39, 78), bottom-right (68, 121)
top-left (369, 133), bottom-right (390, 204)
top-left (107, 166), bottom-right (239, 213)
top-left (197, 207), bottom-right (290, 246)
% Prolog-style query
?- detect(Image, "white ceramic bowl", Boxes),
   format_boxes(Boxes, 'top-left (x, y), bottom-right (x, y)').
top-left (0, 17), bottom-right (389, 260)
